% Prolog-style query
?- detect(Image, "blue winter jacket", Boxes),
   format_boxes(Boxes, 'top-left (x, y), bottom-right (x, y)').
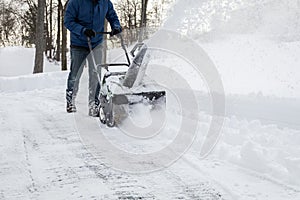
top-left (64, 0), bottom-right (121, 48)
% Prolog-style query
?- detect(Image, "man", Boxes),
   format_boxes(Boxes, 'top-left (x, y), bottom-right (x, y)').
top-left (64, 0), bottom-right (121, 116)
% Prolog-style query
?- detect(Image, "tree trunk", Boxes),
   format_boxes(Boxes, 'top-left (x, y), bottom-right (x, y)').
top-left (45, 4), bottom-right (49, 57)
top-left (56, 0), bottom-right (62, 61)
top-left (141, 0), bottom-right (148, 27)
top-left (139, 0), bottom-right (148, 43)
top-left (33, 0), bottom-right (45, 74)
top-left (61, 2), bottom-right (67, 71)
top-left (49, 0), bottom-right (53, 58)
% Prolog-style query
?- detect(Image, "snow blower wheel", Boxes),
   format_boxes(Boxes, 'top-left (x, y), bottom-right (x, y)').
top-left (99, 95), bottom-right (115, 127)
top-left (99, 106), bottom-right (106, 124)
top-left (105, 97), bottom-right (115, 127)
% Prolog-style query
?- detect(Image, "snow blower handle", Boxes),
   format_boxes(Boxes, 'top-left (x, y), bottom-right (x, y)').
top-left (96, 31), bottom-right (131, 66)
top-left (96, 31), bottom-right (112, 35)
top-left (87, 36), bottom-right (104, 86)
top-left (87, 37), bottom-right (99, 70)
top-left (119, 34), bottom-right (131, 66)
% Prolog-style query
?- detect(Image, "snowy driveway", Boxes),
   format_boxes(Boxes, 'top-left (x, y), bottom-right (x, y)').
top-left (0, 85), bottom-right (299, 200)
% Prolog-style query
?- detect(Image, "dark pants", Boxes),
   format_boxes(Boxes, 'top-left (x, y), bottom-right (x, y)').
top-left (66, 45), bottom-right (103, 107)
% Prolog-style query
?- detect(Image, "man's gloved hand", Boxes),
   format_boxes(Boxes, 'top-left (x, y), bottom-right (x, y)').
top-left (84, 29), bottom-right (96, 38)
top-left (111, 28), bottom-right (122, 36)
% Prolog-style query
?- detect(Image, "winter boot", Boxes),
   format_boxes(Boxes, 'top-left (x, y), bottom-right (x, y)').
top-left (66, 90), bottom-right (77, 113)
top-left (66, 102), bottom-right (77, 113)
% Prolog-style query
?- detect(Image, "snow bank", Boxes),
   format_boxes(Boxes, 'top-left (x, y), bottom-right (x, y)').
top-left (0, 71), bottom-right (68, 93)
top-left (0, 46), bottom-right (62, 77)
top-left (210, 117), bottom-right (300, 187)
top-left (0, 46), bottom-right (69, 92)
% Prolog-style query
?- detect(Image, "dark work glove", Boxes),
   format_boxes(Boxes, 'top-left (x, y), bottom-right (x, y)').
top-left (84, 29), bottom-right (96, 38)
top-left (110, 28), bottom-right (122, 36)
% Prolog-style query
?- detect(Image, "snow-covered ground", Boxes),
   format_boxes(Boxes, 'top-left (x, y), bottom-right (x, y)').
top-left (1, 0), bottom-right (300, 199)
top-left (0, 47), bottom-right (61, 77)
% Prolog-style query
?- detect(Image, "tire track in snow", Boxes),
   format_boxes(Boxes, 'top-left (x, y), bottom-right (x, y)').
top-left (181, 154), bottom-right (300, 200)
top-left (23, 134), bottom-right (38, 194)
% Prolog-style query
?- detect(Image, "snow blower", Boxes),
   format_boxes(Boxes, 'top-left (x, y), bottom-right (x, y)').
top-left (87, 32), bottom-right (166, 127)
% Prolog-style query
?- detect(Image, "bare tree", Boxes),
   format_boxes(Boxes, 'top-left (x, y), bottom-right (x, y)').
top-left (0, 1), bottom-right (18, 46)
top-left (141, 0), bottom-right (148, 27)
top-left (116, 0), bottom-right (139, 29)
top-left (18, 0), bottom-right (38, 47)
top-left (61, 1), bottom-right (67, 71)
top-left (114, 0), bottom-right (174, 44)
top-left (33, 0), bottom-right (45, 73)
top-left (55, 0), bottom-right (62, 61)
top-left (45, 0), bottom-right (54, 59)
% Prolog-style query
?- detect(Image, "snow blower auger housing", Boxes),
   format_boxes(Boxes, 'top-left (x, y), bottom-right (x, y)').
top-left (87, 32), bottom-right (166, 127)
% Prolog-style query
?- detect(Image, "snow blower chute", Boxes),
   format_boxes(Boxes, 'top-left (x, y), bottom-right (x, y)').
top-left (87, 32), bottom-right (166, 127)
